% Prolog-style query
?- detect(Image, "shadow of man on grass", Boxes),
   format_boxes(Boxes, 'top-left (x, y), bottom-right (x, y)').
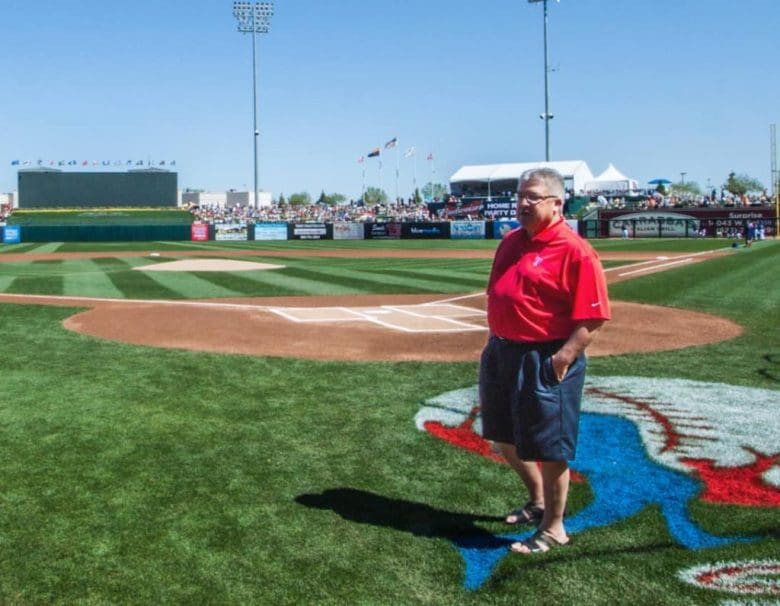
top-left (295, 487), bottom-right (508, 548)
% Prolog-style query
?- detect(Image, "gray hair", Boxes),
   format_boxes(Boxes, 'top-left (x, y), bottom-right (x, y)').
top-left (518, 167), bottom-right (565, 198)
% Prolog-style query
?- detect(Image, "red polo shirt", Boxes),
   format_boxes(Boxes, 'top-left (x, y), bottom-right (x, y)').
top-left (487, 219), bottom-right (610, 342)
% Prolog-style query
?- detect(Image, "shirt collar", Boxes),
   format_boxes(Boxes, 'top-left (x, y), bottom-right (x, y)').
top-left (522, 217), bottom-right (565, 244)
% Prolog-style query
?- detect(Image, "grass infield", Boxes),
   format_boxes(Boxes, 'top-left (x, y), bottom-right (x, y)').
top-left (0, 238), bottom-right (776, 604)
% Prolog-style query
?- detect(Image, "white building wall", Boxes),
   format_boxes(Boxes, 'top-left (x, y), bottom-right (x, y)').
top-left (227, 191), bottom-right (273, 207)
top-left (180, 190), bottom-right (274, 208)
top-left (181, 191), bottom-right (229, 207)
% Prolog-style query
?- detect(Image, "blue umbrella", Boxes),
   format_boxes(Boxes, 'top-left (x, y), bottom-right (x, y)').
top-left (648, 178), bottom-right (672, 185)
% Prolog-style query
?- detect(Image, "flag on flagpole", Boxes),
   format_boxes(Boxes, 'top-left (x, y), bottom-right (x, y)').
top-left (367, 148), bottom-right (380, 158)
top-left (403, 146), bottom-right (416, 158)
top-left (427, 152), bottom-right (434, 161)
top-left (384, 137), bottom-right (397, 149)
top-left (10, 160), bottom-right (19, 166)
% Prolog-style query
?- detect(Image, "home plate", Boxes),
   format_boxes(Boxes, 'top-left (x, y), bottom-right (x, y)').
top-left (136, 259), bottom-right (285, 272)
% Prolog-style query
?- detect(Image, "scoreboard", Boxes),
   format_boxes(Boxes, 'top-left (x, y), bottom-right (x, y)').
top-left (18, 170), bottom-right (177, 208)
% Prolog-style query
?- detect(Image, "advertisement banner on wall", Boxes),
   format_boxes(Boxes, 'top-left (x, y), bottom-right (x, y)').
top-left (401, 222), bottom-right (450, 239)
top-left (365, 222), bottom-right (401, 240)
top-left (608, 212), bottom-right (697, 238)
top-left (492, 220), bottom-right (519, 239)
top-left (254, 222), bottom-right (288, 241)
top-left (333, 222), bottom-right (364, 240)
top-left (482, 197), bottom-right (515, 219)
top-left (289, 222), bottom-right (331, 240)
top-left (215, 222), bottom-right (248, 241)
top-left (3, 225), bottom-right (21, 244)
top-left (599, 207), bottom-right (775, 238)
top-left (451, 221), bottom-right (486, 240)
top-left (443, 199), bottom-right (485, 220)
top-left (191, 223), bottom-right (209, 242)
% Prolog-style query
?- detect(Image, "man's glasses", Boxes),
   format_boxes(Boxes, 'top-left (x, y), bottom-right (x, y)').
top-left (517, 193), bottom-right (559, 204)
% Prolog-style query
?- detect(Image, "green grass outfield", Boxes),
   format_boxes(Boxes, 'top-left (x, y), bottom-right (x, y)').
top-left (0, 238), bottom-right (776, 604)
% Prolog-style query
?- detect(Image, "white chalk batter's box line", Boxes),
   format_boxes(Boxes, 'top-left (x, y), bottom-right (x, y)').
top-left (266, 303), bottom-right (487, 333)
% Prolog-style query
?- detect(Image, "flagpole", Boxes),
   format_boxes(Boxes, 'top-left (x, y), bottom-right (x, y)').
top-left (413, 153), bottom-right (417, 195)
top-left (362, 164), bottom-right (366, 202)
top-left (429, 154), bottom-right (436, 201)
top-left (379, 157), bottom-right (383, 197)
top-left (395, 144), bottom-right (400, 204)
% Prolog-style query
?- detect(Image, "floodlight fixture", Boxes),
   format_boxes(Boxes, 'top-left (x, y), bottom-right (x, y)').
top-left (233, 1), bottom-right (274, 33)
top-left (233, 1), bottom-right (274, 208)
top-left (528, 0), bottom-right (554, 161)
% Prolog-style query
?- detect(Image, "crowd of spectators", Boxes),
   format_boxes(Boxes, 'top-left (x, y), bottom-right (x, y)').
top-left (592, 189), bottom-right (773, 211)
top-left (190, 198), bottom-right (437, 224)
top-left (190, 186), bottom-right (776, 224)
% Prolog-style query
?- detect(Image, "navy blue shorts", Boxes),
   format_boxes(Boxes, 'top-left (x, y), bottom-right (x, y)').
top-left (479, 335), bottom-right (586, 461)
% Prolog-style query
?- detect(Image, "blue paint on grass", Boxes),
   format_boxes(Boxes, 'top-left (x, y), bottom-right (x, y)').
top-left (457, 412), bottom-right (752, 591)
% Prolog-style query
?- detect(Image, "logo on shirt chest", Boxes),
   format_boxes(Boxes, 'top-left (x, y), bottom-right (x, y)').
top-left (532, 255), bottom-right (544, 267)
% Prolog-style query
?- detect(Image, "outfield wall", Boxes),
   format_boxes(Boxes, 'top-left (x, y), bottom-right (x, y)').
top-left (1, 213), bottom-right (777, 243)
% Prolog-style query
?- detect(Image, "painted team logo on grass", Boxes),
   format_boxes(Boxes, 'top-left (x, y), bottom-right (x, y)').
top-left (415, 377), bottom-right (779, 590)
top-left (678, 559), bottom-right (780, 596)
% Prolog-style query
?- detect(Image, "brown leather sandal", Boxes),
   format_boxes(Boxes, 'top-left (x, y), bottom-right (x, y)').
top-left (505, 501), bottom-right (544, 525)
top-left (510, 530), bottom-right (570, 554)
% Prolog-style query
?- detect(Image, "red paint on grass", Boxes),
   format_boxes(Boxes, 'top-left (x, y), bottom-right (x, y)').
top-left (423, 408), bottom-right (585, 482)
top-left (424, 408), bottom-right (504, 463)
top-left (682, 450), bottom-right (780, 507)
top-left (585, 387), bottom-right (686, 453)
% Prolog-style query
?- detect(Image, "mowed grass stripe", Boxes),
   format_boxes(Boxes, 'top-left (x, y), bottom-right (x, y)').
top-left (139, 270), bottom-right (245, 299)
top-left (26, 242), bottom-right (64, 253)
top-left (103, 265), bottom-right (184, 299)
top-left (63, 260), bottom-right (126, 298)
top-left (90, 256), bottom-right (150, 271)
top-left (214, 267), bottom-right (365, 296)
top-left (0, 243), bottom-right (41, 254)
top-left (277, 266), bottom-right (440, 294)
top-left (5, 272), bottom-right (65, 295)
top-left (283, 259), bottom-right (477, 292)
top-left (373, 268), bottom-right (487, 290)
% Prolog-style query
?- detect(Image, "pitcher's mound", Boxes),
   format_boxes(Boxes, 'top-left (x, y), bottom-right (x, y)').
top-left (136, 259), bottom-right (285, 272)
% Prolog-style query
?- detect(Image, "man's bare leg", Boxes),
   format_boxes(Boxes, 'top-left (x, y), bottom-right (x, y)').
top-left (494, 442), bottom-right (544, 522)
top-left (510, 461), bottom-right (571, 554)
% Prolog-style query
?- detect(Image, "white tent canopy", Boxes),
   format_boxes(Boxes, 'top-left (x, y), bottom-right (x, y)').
top-left (450, 161), bottom-right (595, 194)
top-left (584, 164), bottom-right (639, 193)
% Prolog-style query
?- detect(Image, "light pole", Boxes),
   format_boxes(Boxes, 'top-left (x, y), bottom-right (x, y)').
top-left (680, 172), bottom-right (687, 185)
top-left (232, 1), bottom-right (274, 208)
top-left (529, 0), bottom-right (553, 161)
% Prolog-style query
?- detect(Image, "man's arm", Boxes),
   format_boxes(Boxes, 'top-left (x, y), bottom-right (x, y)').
top-left (551, 319), bottom-right (605, 381)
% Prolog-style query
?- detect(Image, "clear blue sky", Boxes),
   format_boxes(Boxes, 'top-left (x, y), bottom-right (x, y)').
top-left (2, 0), bottom-right (778, 200)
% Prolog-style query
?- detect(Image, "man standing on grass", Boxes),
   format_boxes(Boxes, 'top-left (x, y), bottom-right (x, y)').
top-left (479, 167), bottom-right (610, 554)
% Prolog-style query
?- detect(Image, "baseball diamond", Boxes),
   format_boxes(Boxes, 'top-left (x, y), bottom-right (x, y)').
top-left (0, 248), bottom-right (740, 360)
top-left (0, 237), bottom-right (776, 605)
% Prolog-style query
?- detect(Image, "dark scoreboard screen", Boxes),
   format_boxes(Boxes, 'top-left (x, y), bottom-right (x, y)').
top-left (18, 170), bottom-right (178, 208)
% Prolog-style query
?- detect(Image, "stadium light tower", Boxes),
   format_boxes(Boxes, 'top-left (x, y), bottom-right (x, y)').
top-left (528, 0), bottom-right (555, 161)
top-left (232, 2), bottom-right (274, 208)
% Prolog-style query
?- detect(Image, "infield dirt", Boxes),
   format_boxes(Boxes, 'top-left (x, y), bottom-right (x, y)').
top-left (0, 248), bottom-right (741, 361)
